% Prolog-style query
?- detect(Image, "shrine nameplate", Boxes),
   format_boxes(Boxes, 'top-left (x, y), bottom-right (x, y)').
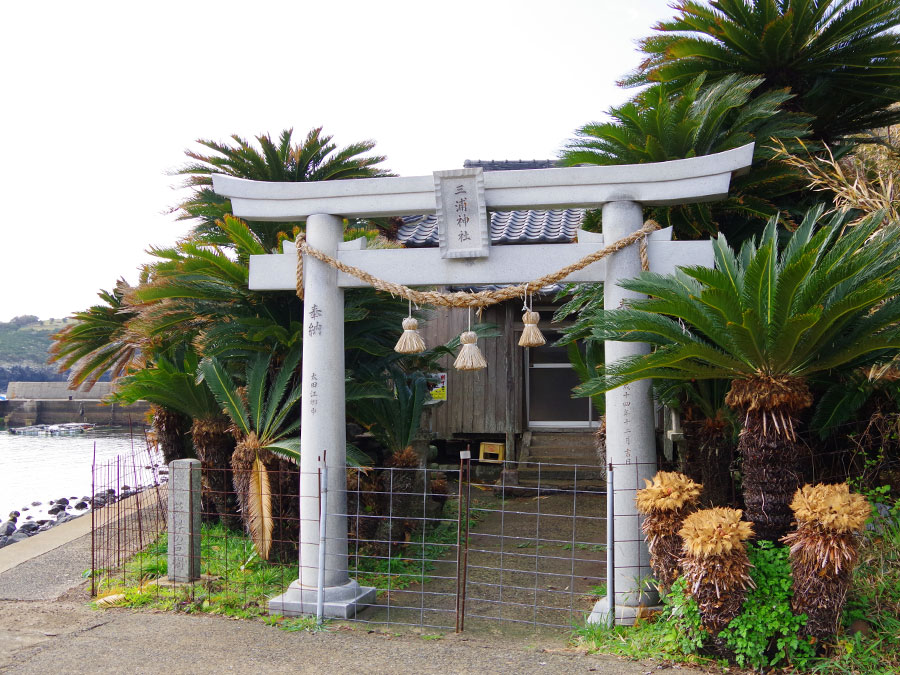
top-left (434, 168), bottom-right (490, 259)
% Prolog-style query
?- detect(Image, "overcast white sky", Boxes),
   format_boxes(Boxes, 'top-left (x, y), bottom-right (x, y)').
top-left (0, 0), bottom-right (677, 322)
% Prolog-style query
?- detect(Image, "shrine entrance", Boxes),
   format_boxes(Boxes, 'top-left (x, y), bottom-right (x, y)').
top-left (526, 328), bottom-right (597, 429)
top-left (211, 144), bottom-right (754, 624)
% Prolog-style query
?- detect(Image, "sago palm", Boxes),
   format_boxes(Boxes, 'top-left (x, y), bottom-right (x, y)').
top-left (635, 471), bottom-right (703, 594)
top-left (48, 279), bottom-right (143, 390)
top-left (48, 280), bottom-right (193, 463)
top-left (112, 350), bottom-right (239, 526)
top-left (562, 74), bottom-right (812, 240)
top-left (200, 349), bottom-right (302, 561)
top-left (623, 0), bottom-right (900, 144)
top-left (581, 206), bottom-right (900, 540)
top-left (783, 483), bottom-right (870, 642)
top-left (173, 126), bottom-right (391, 250)
top-left (679, 508), bottom-right (755, 635)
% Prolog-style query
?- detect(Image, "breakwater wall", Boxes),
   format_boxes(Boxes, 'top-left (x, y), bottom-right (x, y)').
top-left (0, 398), bottom-right (150, 426)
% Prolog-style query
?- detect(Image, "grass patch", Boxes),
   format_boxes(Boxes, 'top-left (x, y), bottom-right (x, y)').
top-left (96, 523), bottom-right (300, 620)
top-left (97, 500), bottom-right (478, 619)
top-left (351, 518), bottom-right (459, 591)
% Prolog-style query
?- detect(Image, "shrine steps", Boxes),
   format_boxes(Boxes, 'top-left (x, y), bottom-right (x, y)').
top-left (515, 430), bottom-right (605, 484)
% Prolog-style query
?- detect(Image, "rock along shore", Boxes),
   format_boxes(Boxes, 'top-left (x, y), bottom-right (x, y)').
top-left (0, 473), bottom-right (168, 551)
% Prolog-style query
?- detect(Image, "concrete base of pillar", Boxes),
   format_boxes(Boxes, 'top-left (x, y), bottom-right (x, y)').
top-left (268, 579), bottom-right (376, 619)
top-left (587, 596), bottom-right (663, 627)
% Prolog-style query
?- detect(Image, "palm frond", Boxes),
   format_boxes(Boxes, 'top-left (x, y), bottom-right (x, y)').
top-left (247, 456), bottom-right (273, 561)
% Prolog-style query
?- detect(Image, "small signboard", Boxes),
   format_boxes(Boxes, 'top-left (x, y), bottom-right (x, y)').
top-left (434, 168), bottom-right (490, 259)
top-left (427, 372), bottom-right (447, 401)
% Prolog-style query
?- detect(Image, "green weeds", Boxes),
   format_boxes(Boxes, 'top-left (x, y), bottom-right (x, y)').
top-left (573, 497), bottom-right (900, 675)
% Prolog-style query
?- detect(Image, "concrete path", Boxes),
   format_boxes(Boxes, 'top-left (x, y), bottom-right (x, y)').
top-left (0, 514), bottom-right (681, 674)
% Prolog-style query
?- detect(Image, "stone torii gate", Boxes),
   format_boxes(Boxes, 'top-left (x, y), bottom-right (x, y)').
top-left (212, 144), bottom-right (753, 622)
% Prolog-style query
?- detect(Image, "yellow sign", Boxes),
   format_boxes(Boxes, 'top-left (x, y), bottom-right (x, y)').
top-left (429, 372), bottom-right (447, 401)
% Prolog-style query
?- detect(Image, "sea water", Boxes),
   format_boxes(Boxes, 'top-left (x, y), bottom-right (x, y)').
top-left (0, 427), bottom-right (149, 521)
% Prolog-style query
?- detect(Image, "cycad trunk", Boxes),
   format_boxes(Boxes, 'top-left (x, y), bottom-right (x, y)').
top-left (191, 418), bottom-right (239, 529)
top-left (682, 419), bottom-right (734, 507)
top-left (786, 528), bottom-right (856, 642)
top-left (783, 484), bottom-right (869, 644)
top-left (737, 412), bottom-right (802, 542)
top-left (151, 404), bottom-right (192, 464)
top-left (679, 508), bottom-right (755, 646)
top-left (682, 549), bottom-right (754, 634)
top-left (643, 507), bottom-right (691, 594)
top-left (231, 439), bottom-right (299, 562)
top-left (727, 377), bottom-right (811, 542)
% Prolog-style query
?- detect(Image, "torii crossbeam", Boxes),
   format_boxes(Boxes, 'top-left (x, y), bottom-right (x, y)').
top-left (212, 144), bottom-right (754, 623)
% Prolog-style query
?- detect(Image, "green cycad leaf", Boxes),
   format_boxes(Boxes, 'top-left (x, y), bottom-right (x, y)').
top-left (769, 248), bottom-right (819, 340)
top-left (770, 311), bottom-right (822, 372)
top-left (246, 353), bottom-right (269, 434)
top-left (805, 334), bottom-right (900, 374)
top-left (219, 215), bottom-right (267, 256)
top-left (740, 239), bottom-right (775, 338)
top-left (265, 388), bottom-right (302, 441)
top-left (198, 357), bottom-right (250, 436)
top-left (809, 383), bottom-right (872, 439)
top-left (712, 233), bottom-right (742, 296)
top-left (262, 344), bottom-right (302, 434)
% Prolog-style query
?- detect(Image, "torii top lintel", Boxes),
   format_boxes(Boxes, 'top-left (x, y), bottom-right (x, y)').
top-left (211, 144), bottom-right (754, 221)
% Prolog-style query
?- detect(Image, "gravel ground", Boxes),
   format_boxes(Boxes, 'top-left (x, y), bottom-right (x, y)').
top-left (0, 597), bottom-right (681, 674)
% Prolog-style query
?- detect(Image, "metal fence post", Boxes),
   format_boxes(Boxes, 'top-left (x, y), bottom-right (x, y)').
top-left (607, 462), bottom-right (615, 626)
top-left (316, 453), bottom-right (328, 625)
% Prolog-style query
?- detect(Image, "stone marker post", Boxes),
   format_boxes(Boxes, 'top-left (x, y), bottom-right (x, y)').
top-left (167, 458), bottom-right (201, 582)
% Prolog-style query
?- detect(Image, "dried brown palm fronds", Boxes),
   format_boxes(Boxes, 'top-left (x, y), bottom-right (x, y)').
top-left (637, 471), bottom-right (702, 513)
top-left (789, 483), bottom-right (870, 535)
top-left (636, 472), bottom-right (703, 594)
top-left (725, 375), bottom-right (812, 440)
top-left (389, 446), bottom-right (420, 468)
top-left (771, 138), bottom-right (899, 222)
top-left (231, 433), bottom-right (273, 559)
top-left (783, 483), bottom-right (869, 642)
top-left (679, 508), bottom-right (755, 635)
top-left (247, 455), bottom-right (273, 561)
top-left (680, 507), bottom-right (755, 557)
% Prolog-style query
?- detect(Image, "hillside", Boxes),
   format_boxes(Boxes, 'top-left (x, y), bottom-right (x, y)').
top-left (0, 316), bottom-right (69, 393)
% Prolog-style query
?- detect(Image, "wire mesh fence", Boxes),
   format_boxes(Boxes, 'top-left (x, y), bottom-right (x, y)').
top-left (90, 456), bottom-right (622, 634)
top-left (90, 437), bottom-right (167, 596)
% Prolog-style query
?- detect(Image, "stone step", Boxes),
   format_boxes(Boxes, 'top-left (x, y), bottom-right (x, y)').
top-left (516, 464), bottom-right (606, 483)
top-left (523, 453), bottom-right (604, 466)
top-left (528, 432), bottom-right (597, 448)
top-left (490, 477), bottom-right (607, 497)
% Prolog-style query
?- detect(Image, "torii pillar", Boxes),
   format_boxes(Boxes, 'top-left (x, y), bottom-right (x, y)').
top-left (212, 144), bottom-right (753, 622)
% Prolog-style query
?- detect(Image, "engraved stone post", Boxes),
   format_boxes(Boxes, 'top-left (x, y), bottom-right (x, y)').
top-left (590, 200), bottom-right (659, 625)
top-left (268, 213), bottom-right (376, 619)
top-left (167, 458), bottom-right (201, 582)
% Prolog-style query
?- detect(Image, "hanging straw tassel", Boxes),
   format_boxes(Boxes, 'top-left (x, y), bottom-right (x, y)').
top-left (454, 331), bottom-right (487, 371)
top-left (519, 310), bottom-right (546, 348)
top-left (394, 317), bottom-right (426, 354)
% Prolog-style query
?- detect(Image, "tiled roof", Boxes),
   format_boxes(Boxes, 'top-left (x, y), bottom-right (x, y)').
top-left (463, 159), bottom-right (560, 171)
top-left (397, 159), bottom-right (584, 248)
top-left (398, 210), bottom-right (585, 247)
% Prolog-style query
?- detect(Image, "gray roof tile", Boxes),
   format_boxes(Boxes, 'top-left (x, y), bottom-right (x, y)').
top-left (397, 159), bottom-right (584, 248)
top-left (398, 209), bottom-right (585, 247)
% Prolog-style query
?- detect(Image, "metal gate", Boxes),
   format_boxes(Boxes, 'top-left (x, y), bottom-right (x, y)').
top-left (345, 455), bottom-right (609, 634)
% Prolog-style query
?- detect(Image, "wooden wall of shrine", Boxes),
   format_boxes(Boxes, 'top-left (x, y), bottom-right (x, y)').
top-left (420, 302), bottom-right (524, 445)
